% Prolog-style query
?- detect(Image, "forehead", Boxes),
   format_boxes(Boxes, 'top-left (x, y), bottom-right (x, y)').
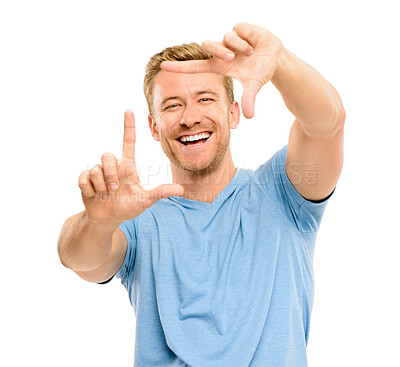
top-left (152, 70), bottom-right (225, 105)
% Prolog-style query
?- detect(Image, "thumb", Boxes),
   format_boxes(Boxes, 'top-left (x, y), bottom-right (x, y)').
top-left (241, 80), bottom-right (263, 119)
top-left (143, 184), bottom-right (184, 208)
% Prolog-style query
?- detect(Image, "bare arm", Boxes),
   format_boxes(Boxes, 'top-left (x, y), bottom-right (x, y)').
top-left (271, 48), bottom-right (345, 137)
top-left (271, 48), bottom-right (345, 201)
top-left (57, 211), bottom-right (127, 283)
top-left (161, 22), bottom-right (345, 202)
top-left (57, 110), bottom-right (183, 283)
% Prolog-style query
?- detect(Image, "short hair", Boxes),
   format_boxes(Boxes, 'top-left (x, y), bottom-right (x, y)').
top-left (143, 42), bottom-right (234, 116)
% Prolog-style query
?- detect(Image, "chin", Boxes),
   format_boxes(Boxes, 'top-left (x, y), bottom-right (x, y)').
top-left (178, 149), bottom-right (231, 175)
top-left (175, 157), bottom-right (215, 174)
top-left (160, 134), bottom-right (230, 175)
top-left (184, 163), bottom-right (214, 174)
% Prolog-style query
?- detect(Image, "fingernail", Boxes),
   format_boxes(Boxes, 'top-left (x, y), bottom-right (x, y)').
top-left (109, 182), bottom-right (118, 191)
top-left (224, 52), bottom-right (235, 62)
top-left (101, 193), bottom-right (109, 201)
top-left (247, 48), bottom-right (254, 56)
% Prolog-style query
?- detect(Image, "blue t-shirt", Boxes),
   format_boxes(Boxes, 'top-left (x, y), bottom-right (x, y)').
top-left (115, 145), bottom-right (334, 367)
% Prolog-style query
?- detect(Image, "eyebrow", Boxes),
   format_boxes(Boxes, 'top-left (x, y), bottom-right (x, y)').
top-left (160, 90), bottom-right (220, 106)
top-left (197, 90), bottom-right (220, 98)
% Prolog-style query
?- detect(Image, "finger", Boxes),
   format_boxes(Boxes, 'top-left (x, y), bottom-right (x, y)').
top-left (89, 164), bottom-right (109, 199)
top-left (241, 80), bottom-right (263, 119)
top-left (161, 59), bottom-right (213, 74)
top-left (101, 152), bottom-right (119, 192)
top-left (221, 32), bottom-right (253, 56)
top-left (142, 184), bottom-right (184, 209)
top-left (79, 170), bottom-right (96, 198)
top-left (117, 158), bottom-right (139, 185)
top-left (201, 39), bottom-right (236, 62)
top-left (122, 110), bottom-right (136, 161)
top-left (233, 22), bottom-right (258, 47)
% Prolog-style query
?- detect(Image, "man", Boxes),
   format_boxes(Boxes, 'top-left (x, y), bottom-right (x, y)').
top-left (58, 22), bottom-right (345, 367)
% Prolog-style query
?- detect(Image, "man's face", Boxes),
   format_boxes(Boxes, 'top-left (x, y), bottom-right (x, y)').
top-left (149, 71), bottom-right (239, 175)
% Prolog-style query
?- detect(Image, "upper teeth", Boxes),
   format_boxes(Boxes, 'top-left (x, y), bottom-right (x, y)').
top-left (180, 132), bottom-right (211, 142)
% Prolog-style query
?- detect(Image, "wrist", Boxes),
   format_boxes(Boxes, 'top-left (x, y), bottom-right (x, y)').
top-left (83, 211), bottom-right (122, 233)
top-left (271, 46), bottom-right (291, 85)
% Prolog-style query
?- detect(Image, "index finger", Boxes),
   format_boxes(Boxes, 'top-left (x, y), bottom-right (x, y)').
top-left (122, 109), bottom-right (136, 160)
top-left (161, 59), bottom-right (213, 74)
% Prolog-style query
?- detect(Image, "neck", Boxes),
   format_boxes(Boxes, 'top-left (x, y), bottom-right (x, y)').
top-left (171, 150), bottom-right (237, 203)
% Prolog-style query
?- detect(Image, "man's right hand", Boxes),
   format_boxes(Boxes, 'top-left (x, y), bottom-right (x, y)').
top-left (78, 110), bottom-right (184, 228)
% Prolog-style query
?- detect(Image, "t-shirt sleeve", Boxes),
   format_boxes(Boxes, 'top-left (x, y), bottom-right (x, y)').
top-left (114, 218), bottom-right (137, 286)
top-left (255, 145), bottom-right (335, 233)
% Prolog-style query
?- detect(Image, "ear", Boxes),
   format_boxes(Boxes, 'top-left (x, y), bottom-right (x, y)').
top-left (148, 114), bottom-right (160, 141)
top-left (228, 101), bottom-right (240, 129)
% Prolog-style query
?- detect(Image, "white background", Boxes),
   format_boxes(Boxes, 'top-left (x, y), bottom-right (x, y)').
top-left (1, 0), bottom-right (399, 366)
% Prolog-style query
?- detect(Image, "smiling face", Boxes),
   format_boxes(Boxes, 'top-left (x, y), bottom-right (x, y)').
top-left (149, 71), bottom-right (240, 175)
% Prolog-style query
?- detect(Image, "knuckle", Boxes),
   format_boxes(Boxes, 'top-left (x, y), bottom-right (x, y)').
top-left (78, 179), bottom-right (85, 189)
top-left (96, 186), bottom-right (107, 195)
top-left (123, 138), bottom-right (135, 145)
top-left (89, 165), bottom-right (101, 176)
top-left (244, 25), bottom-right (255, 38)
top-left (223, 32), bottom-right (233, 43)
top-left (234, 22), bottom-right (253, 38)
top-left (78, 170), bottom-right (87, 181)
top-left (104, 163), bottom-right (118, 174)
top-left (201, 39), bottom-right (210, 49)
top-left (78, 171), bottom-right (88, 187)
top-left (104, 173), bottom-right (118, 183)
top-left (101, 152), bottom-right (114, 161)
top-left (121, 164), bottom-right (135, 178)
top-left (81, 192), bottom-right (91, 201)
top-left (233, 22), bottom-right (243, 31)
top-left (81, 193), bottom-right (90, 200)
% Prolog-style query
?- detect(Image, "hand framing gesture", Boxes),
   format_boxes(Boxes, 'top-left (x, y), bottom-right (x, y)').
top-left (78, 110), bottom-right (184, 227)
top-left (161, 22), bottom-right (283, 119)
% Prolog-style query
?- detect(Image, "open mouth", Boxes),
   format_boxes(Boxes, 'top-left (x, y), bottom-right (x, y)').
top-left (177, 131), bottom-right (212, 146)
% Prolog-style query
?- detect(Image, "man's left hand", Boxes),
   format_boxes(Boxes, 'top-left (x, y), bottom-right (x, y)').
top-left (161, 22), bottom-right (283, 119)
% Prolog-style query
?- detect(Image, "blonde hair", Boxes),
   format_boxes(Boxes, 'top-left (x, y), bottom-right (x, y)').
top-left (143, 42), bottom-right (234, 116)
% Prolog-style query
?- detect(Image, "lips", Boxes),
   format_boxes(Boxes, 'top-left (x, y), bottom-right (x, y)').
top-left (177, 131), bottom-right (212, 146)
top-left (177, 130), bottom-right (212, 139)
top-left (175, 132), bottom-right (213, 150)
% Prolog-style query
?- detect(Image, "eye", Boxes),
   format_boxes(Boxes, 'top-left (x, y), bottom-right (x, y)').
top-left (165, 104), bottom-right (180, 111)
top-left (199, 98), bottom-right (213, 103)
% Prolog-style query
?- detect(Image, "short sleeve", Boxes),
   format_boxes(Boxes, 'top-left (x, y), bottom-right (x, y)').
top-left (255, 145), bottom-right (335, 233)
top-left (115, 218), bottom-right (137, 286)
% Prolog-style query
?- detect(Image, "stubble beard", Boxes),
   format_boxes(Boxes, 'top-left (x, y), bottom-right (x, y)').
top-left (160, 123), bottom-right (231, 178)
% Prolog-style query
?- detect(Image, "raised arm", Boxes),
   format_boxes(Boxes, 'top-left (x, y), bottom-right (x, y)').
top-left (271, 47), bottom-right (345, 201)
top-left (57, 110), bottom-right (184, 283)
top-left (161, 22), bottom-right (345, 202)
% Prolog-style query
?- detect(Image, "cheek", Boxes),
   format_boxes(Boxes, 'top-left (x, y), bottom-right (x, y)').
top-left (209, 104), bottom-right (229, 120)
top-left (157, 118), bottom-right (177, 139)
top-left (163, 114), bottom-right (179, 126)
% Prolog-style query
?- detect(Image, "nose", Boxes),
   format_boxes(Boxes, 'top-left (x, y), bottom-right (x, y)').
top-left (179, 103), bottom-right (201, 128)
